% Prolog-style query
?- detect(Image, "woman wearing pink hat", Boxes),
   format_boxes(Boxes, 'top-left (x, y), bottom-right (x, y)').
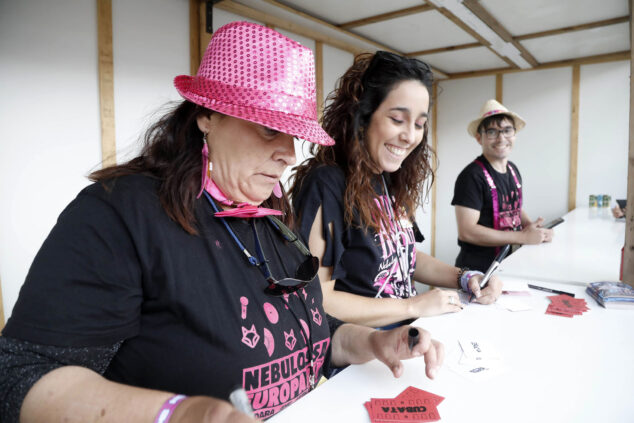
top-left (292, 51), bottom-right (502, 329)
top-left (0, 22), bottom-right (442, 423)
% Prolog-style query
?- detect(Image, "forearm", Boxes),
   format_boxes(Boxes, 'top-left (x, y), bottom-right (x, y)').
top-left (458, 223), bottom-right (525, 246)
top-left (329, 323), bottom-right (377, 367)
top-left (413, 251), bottom-right (460, 289)
top-left (520, 210), bottom-right (532, 227)
top-left (21, 366), bottom-right (172, 423)
top-left (321, 282), bottom-right (414, 327)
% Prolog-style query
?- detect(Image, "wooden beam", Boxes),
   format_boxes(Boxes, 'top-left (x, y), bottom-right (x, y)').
top-left (405, 42), bottom-right (481, 57)
top-left (315, 41), bottom-right (324, 120)
top-left (214, 0), bottom-right (449, 78)
top-left (338, 4), bottom-right (433, 29)
top-left (623, 0), bottom-right (634, 286)
top-left (568, 65), bottom-right (580, 212)
top-left (430, 83), bottom-right (438, 257)
top-left (189, 0), bottom-right (201, 75)
top-left (515, 16), bottom-right (629, 41)
top-left (199, 1), bottom-right (212, 61)
top-left (426, 3), bottom-right (517, 69)
top-left (97, 0), bottom-right (116, 168)
top-left (462, 0), bottom-right (539, 67)
top-left (495, 73), bottom-right (503, 102)
top-left (219, 0), bottom-right (382, 55)
top-left (447, 50), bottom-right (630, 79)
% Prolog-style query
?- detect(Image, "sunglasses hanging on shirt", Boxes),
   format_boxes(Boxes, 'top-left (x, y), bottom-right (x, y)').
top-left (203, 191), bottom-right (319, 296)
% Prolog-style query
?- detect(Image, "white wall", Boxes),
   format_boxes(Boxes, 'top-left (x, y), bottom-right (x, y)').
top-left (504, 67), bottom-right (572, 221)
top-left (435, 76), bottom-right (496, 265)
top-left (0, 0), bottom-right (102, 320)
top-left (577, 61), bottom-right (629, 206)
top-left (112, 0), bottom-right (189, 163)
top-left (433, 62), bottom-right (628, 266)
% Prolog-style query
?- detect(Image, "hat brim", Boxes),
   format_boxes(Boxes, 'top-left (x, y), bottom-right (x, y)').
top-left (467, 111), bottom-right (526, 137)
top-left (175, 75), bottom-right (334, 146)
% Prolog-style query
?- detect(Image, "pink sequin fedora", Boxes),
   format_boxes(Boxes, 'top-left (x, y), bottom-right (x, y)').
top-left (174, 21), bottom-right (334, 146)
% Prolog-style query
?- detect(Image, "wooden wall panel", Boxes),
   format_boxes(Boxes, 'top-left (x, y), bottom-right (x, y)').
top-left (97, 0), bottom-right (116, 167)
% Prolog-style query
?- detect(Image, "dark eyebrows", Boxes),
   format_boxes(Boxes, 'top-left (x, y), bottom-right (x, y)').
top-left (388, 107), bottom-right (428, 119)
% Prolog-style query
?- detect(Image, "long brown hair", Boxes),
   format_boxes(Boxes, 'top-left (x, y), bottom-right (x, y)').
top-left (291, 51), bottom-right (435, 233)
top-left (90, 101), bottom-right (294, 235)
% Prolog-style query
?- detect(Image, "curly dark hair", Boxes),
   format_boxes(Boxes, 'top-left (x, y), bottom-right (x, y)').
top-left (291, 51), bottom-right (436, 233)
top-left (89, 101), bottom-right (294, 235)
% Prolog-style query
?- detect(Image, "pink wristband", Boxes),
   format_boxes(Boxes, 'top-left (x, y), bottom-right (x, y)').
top-left (154, 394), bottom-right (187, 423)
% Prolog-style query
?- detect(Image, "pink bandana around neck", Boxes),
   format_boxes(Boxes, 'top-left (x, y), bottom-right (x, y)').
top-left (197, 141), bottom-right (283, 218)
top-left (207, 180), bottom-right (283, 218)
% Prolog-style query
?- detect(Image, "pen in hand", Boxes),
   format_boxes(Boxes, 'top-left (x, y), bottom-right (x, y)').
top-left (479, 244), bottom-right (511, 289)
top-left (229, 387), bottom-right (254, 416)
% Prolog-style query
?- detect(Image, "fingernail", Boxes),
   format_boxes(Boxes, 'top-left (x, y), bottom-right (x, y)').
top-left (430, 368), bottom-right (437, 378)
top-left (413, 350), bottom-right (421, 357)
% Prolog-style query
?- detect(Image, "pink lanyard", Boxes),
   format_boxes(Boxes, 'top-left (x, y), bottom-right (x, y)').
top-left (473, 160), bottom-right (522, 253)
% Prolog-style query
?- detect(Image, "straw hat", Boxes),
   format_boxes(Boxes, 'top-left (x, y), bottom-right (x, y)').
top-left (174, 21), bottom-right (334, 146)
top-left (467, 99), bottom-right (526, 137)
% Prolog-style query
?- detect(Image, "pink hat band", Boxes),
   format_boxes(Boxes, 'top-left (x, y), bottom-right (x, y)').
top-left (174, 21), bottom-right (333, 146)
top-left (185, 78), bottom-right (316, 121)
top-left (483, 109), bottom-right (504, 117)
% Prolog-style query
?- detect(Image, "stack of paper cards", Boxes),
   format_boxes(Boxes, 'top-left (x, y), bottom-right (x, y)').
top-left (364, 386), bottom-right (444, 422)
top-left (545, 294), bottom-right (589, 318)
top-left (448, 338), bottom-right (505, 381)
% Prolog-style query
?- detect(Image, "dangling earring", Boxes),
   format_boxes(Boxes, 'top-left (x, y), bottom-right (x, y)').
top-left (273, 182), bottom-right (283, 198)
top-left (197, 133), bottom-right (212, 198)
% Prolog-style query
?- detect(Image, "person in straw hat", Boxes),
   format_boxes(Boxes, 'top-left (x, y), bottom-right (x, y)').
top-left (452, 99), bottom-right (553, 274)
top-left (0, 22), bottom-right (443, 423)
top-left (291, 51), bottom-right (502, 331)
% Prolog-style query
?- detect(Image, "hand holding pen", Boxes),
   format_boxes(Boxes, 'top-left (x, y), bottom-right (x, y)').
top-left (468, 245), bottom-right (509, 304)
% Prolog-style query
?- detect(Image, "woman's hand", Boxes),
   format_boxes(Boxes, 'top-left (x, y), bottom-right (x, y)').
top-left (171, 396), bottom-right (259, 423)
top-left (467, 274), bottom-right (502, 304)
top-left (409, 288), bottom-right (463, 317)
top-left (368, 325), bottom-right (444, 379)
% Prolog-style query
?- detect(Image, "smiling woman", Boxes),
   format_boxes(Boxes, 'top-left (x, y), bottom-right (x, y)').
top-left (291, 51), bottom-right (503, 331)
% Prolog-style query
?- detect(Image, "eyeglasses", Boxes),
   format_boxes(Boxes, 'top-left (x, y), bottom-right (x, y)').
top-left (482, 127), bottom-right (516, 140)
top-left (204, 192), bottom-right (319, 296)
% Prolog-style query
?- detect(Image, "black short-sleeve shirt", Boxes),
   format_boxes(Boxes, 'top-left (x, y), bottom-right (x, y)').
top-left (293, 165), bottom-right (418, 300)
top-left (451, 155), bottom-right (523, 271)
top-left (3, 174), bottom-right (330, 420)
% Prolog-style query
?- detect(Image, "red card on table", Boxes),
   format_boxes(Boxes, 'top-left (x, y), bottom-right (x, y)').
top-left (545, 294), bottom-right (588, 318)
top-left (364, 386), bottom-right (443, 422)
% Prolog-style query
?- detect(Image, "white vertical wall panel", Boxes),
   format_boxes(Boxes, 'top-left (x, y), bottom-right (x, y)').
top-left (435, 76), bottom-right (496, 265)
top-left (504, 68), bottom-right (571, 222)
top-left (0, 0), bottom-right (101, 319)
top-left (577, 61), bottom-right (629, 208)
top-left (112, 0), bottom-right (189, 163)
top-left (322, 45), bottom-right (354, 107)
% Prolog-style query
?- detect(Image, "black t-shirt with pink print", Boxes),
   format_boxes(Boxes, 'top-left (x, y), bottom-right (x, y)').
top-left (3, 174), bottom-right (330, 420)
top-left (294, 165), bottom-right (419, 302)
top-left (452, 155), bottom-right (523, 272)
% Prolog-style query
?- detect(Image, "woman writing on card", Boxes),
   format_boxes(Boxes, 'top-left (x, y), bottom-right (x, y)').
top-left (0, 22), bottom-right (443, 423)
top-left (291, 52), bottom-right (503, 328)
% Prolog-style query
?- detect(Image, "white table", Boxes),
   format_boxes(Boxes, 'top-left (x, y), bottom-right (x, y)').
top-left (500, 207), bottom-right (624, 285)
top-left (270, 208), bottom-right (633, 422)
top-left (270, 280), bottom-right (634, 422)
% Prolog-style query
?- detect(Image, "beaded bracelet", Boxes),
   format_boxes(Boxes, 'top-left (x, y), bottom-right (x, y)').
top-left (460, 270), bottom-right (484, 293)
top-left (153, 394), bottom-right (188, 423)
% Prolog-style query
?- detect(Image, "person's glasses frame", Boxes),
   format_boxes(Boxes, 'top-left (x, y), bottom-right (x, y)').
top-left (481, 126), bottom-right (516, 140)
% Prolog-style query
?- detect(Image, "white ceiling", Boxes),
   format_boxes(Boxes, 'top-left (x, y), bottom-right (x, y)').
top-left (229, 0), bottom-right (630, 77)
